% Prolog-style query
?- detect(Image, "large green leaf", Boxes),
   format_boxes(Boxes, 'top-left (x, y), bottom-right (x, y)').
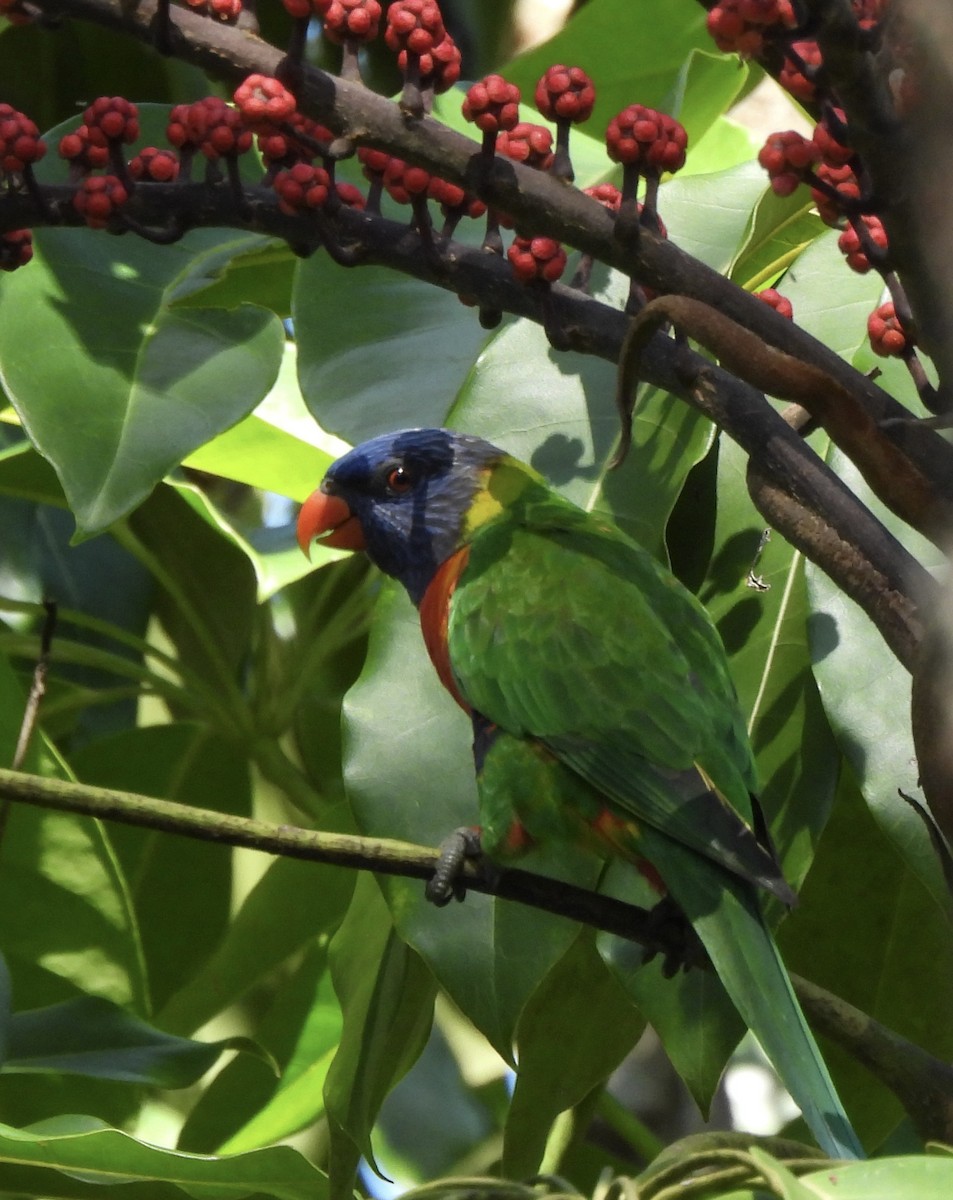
top-left (0, 656), bottom-right (145, 1015)
top-left (324, 875), bottom-right (436, 1199)
top-left (0, 1118), bottom-right (327, 1199)
top-left (70, 724), bottom-right (248, 1015)
top-left (4, 996), bottom-right (254, 1088)
top-left (0, 109), bottom-right (285, 535)
top-left (504, 930), bottom-right (645, 1179)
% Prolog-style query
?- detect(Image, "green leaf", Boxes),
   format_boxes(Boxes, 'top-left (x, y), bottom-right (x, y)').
top-left (730, 189), bottom-right (824, 292)
top-left (0, 657), bottom-right (145, 1014)
top-left (158, 855), bottom-right (352, 1038)
top-left (504, 0), bottom-right (736, 147)
top-left (4, 996), bottom-right (255, 1087)
top-left (699, 436), bottom-right (840, 888)
top-left (181, 342), bottom-right (346, 503)
top-left (0, 1119), bottom-right (327, 1199)
top-left (0, 109), bottom-right (285, 535)
top-left (780, 771), bottom-right (953, 1148)
top-left (69, 724), bottom-right (249, 1014)
top-left (324, 875), bottom-right (436, 1198)
top-left (504, 931), bottom-right (645, 1179)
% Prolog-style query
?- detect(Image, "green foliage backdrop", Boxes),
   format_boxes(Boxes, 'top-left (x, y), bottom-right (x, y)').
top-left (0, 1), bottom-right (952, 1198)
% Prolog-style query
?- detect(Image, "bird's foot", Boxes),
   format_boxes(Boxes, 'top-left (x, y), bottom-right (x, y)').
top-left (426, 826), bottom-right (489, 906)
top-left (641, 894), bottom-right (708, 977)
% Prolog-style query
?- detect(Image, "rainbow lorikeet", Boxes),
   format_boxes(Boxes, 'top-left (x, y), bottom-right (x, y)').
top-left (297, 427), bottom-right (862, 1159)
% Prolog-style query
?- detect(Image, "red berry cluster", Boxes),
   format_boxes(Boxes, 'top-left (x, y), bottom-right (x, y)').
top-left (320, 0), bottom-right (382, 44)
top-left (184, 0), bottom-right (242, 20)
top-left (811, 161), bottom-right (862, 226)
top-left (73, 175), bottom-right (129, 229)
top-left (778, 40), bottom-right (822, 102)
top-left (497, 122), bottom-right (555, 171)
top-left (867, 301), bottom-right (912, 358)
top-left (757, 130), bottom-right (818, 197)
top-left (59, 126), bottom-right (109, 173)
top-left (0, 103), bottom-right (46, 174)
top-left (406, 32), bottom-right (461, 93)
top-left (384, 0), bottom-right (444, 56)
top-left (507, 236), bottom-right (567, 285)
top-left (756, 288), bottom-right (794, 320)
top-left (83, 96), bottom-right (139, 147)
top-left (462, 75), bottom-right (521, 135)
top-left (534, 65), bottom-right (595, 124)
top-left (129, 147), bottom-right (180, 183)
top-left (233, 75), bottom-right (297, 131)
top-left (273, 163), bottom-right (332, 214)
top-left (838, 215), bottom-right (888, 274)
top-left (706, 0), bottom-right (796, 58)
top-left (0, 228), bottom-right (33, 271)
top-left (606, 105), bottom-right (687, 173)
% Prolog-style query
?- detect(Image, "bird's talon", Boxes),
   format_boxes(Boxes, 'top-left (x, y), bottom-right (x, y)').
top-left (426, 826), bottom-right (484, 906)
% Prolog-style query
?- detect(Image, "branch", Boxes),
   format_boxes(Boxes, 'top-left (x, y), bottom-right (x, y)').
top-left (1, 763), bottom-right (952, 1141)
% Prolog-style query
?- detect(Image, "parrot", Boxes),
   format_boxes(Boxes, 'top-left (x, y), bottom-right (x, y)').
top-left (296, 426), bottom-right (862, 1160)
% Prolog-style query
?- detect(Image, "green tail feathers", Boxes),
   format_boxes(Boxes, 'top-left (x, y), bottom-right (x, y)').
top-left (642, 829), bottom-right (864, 1160)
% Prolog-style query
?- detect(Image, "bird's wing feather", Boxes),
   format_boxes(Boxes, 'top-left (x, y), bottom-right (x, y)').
top-left (446, 508), bottom-right (778, 884)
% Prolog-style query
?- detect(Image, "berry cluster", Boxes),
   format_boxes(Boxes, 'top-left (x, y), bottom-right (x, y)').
top-left (868, 302), bottom-right (912, 358)
top-left (462, 75), bottom-right (521, 137)
top-left (0, 103), bottom-right (46, 174)
top-left (709, 2), bottom-right (909, 364)
top-left (606, 105), bottom-right (688, 174)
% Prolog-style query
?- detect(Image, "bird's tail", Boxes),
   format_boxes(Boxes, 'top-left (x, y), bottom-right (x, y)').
top-left (644, 831), bottom-right (864, 1159)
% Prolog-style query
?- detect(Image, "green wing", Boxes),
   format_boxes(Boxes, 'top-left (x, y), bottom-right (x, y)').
top-left (448, 495), bottom-right (783, 893)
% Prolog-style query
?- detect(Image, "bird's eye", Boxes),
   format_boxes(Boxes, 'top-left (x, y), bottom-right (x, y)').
top-left (386, 465), bottom-right (414, 494)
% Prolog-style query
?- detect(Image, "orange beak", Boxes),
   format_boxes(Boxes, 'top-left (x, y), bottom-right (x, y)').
top-left (296, 489), bottom-right (367, 557)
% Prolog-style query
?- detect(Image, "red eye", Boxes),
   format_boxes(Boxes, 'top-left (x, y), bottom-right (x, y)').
top-left (387, 466), bottom-right (414, 494)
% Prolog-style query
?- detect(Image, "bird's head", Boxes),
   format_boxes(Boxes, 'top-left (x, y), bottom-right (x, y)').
top-left (296, 428), bottom-right (523, 604)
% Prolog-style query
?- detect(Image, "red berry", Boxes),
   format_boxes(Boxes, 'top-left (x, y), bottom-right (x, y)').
top-left (209, 0), bottom-right (242, 19)
top-left (867, 301), bottom-right (911, 357)
top-left (584, 182), bottom-right (622, 210)
top-left (129, 146), bottom-right (180, 182)
top-left (428, 175), bottom-right (485, 218)
top-left (837, 214), bottom-right (888, 273)
top-left (606, 104), bottom-right (687, 173)
top-left (273, 163), bottom-right (332, 214)
top-left (321, 0), bottom-right (382, 44)
top-left (757, 129), bottom-right (818, 196)
top-left (335, 181), bottom-right (366, 209)
top-left (462, 74), bottom-right (521, 135)
top-left (756, 288), bottom-right (794, 319)
top-left (0, 228), bottom-right (33, 271)
top-left (534, 65), bottom-right (596, 124)
top-left (497, 122), bottom-right (555, 171)
top-left (233, 75), bottom-right (297, 129)
top-left (282, 0), bottom-right (313, 15)
top-left (258, 113), bottom-right (334, 167)
top-left (507, 235), bottom-right (567, 284)
top-left (73, 174), bottom-right (129, 229)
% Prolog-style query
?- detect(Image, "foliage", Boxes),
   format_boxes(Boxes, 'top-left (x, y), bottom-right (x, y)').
top-left (0, 1), bottom-right (952, 1198)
